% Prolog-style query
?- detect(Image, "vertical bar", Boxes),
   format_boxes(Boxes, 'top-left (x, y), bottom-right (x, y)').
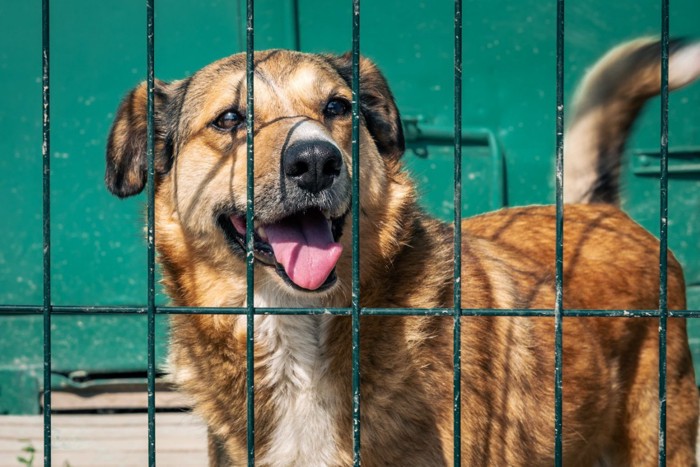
top-left (246, 0), bottom-right (256, 463)
top-left (658, 1), bottom-right (670, 465)
top-left (553, 0), bottom-right (565, 464)
top-left (289, 0), bottom-right (301, 51)
top-left (351, 0), bottom-right (361, 464)
top-left (452, 0), bottom-right (463, 465)
top-left (41, 1), bottom-right (51, 465)
top-left (145, 0), bottom-right (156, 464)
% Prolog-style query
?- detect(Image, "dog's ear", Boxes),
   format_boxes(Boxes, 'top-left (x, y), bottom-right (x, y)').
top-left (105, 78), bottom-right (188, 198)
top-left (324, 54), bottom-right (405, 160)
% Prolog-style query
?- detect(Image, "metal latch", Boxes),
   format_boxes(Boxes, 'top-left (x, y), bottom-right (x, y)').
top-left (401, 116), bottom-right (507, 210)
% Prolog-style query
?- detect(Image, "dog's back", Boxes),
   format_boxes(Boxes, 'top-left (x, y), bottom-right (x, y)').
top-left (456, 38), bottom-right (700, 466)
top-left (103, 37), bottom-right (700, 466)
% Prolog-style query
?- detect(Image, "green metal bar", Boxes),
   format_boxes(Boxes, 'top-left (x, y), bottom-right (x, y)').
top-left (284, 0), bottom-right (301, 51)
top-left (632, 148), bottom-right (700, 176)
top-left (1, 305), bottom-right (695, 318)
top-left (145, 0), bottom-right (156, 464)
top-left (658, 1), bottom-right (670, 464)
top-left (403, 125), bottom-right (493, 145)
top-left (351, 0), bottom-right (361, 464)
top-left (486, 131), bottom-right (506, 209)
top-left (452, 0), bottom-right (463, 464)
top-left (554, 0), bottom-right (565, 464)
top-left (41, 0), bottom-right (51, 465)
top-left (162, 308), bottom-right (686, 318)
top-left (246, 0), bottom-right (256, 463)
top-left (634, 163), bottom-right (700, 175)
top-left (669, 310), bottom-right (700, 318)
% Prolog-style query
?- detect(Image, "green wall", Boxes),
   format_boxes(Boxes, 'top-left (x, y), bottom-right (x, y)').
top-left (0, 0), bottom-right (698, 413)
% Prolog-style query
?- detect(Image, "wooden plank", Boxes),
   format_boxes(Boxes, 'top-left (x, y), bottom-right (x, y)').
top-left (0, 413), bottom-right (207, 466)
top-left (4, 408), bottom-right (698, 465)
top-left (41, 383), bottom-right (192, 411)
top-left (48, 388), bottom-right (190, 411)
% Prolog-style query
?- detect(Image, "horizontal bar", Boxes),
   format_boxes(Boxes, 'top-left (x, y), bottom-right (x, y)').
top-left (632, 148), bottom-right (700, 175)
top-left (2, 305), bottom-right (698, 317)
top-left (0, 305), bottom-right (148, 315)
top-left (403, 124), bottom-right (496, 146)
top-left (633, 163), bottom-right (700, 175)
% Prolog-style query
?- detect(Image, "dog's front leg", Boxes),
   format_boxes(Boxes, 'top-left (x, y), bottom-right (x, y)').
top-left (208, 428), bottom-right (235, 467)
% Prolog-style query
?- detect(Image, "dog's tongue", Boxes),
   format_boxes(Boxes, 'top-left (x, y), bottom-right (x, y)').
top-left (264, 211), bottom-right (343, 290)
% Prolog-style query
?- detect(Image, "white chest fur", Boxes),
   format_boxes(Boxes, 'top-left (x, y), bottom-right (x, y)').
top-left (253, 290), bottom-right (339, 466)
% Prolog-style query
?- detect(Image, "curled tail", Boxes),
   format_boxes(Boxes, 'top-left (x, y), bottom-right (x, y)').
top-left (564, 37), bottom-right (700, 205)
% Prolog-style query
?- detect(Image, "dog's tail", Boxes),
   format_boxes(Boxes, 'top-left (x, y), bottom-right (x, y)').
top-left (564, 38), bottom-right (700, 205)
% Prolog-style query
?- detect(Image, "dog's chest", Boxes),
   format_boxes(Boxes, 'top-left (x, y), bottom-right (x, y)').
top-left (253, 293), bottom-right (339, 466)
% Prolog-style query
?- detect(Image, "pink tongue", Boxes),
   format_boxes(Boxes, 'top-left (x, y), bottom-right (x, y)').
top-left (264, 211), bottom-right (343, 290)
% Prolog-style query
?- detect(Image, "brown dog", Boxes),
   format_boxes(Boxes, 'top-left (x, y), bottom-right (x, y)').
top-left (105, 39), bottom-right (700, 466)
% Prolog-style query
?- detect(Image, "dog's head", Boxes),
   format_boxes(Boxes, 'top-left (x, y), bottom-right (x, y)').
top-left (105, 50), bottom-right (406, 299)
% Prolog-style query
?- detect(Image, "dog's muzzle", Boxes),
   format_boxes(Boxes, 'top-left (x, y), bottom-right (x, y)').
top-left (218, 139), bottom-right (349, 292)
top-left (283, 140), bottom-right (343, 194)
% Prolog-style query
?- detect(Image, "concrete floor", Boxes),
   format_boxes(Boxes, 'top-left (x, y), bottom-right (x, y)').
top-left (0, 413), bottom-right (207, 466)
top-left (1, 411), bottom-right (699, 466)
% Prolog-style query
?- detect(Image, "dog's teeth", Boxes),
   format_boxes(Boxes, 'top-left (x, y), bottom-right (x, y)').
top-left (254, 220), bottom-right (261, 229)
top-left (257, 226), bottom-right (268, 242)
top-left (322, 209), bottom-right (331, 220)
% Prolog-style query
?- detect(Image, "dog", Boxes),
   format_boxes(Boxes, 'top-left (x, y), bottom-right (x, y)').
top-left (105, 38), bottom-right (700, 466)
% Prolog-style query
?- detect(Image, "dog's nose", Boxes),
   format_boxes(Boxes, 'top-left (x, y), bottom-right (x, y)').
top-left (283, 141), bottom-right (343, 194)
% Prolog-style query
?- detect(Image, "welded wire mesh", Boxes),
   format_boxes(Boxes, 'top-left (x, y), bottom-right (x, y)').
top-left (0, 0), bottom-right (680, 466)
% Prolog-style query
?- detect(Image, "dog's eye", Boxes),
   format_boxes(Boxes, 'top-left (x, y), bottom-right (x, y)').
top-left (323, 98), bottom-right (351, 118)
top-left (212, 110), bottom-right (244, 131)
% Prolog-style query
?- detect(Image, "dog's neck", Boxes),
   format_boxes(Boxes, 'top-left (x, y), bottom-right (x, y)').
top-left (253, 312), bottom-right (341, 464)
top-left (163, 164), bottom-right (455, 463)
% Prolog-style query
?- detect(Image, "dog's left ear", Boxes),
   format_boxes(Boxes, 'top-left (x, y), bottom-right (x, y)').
top-left (324, 54), bottom-right (405, 160)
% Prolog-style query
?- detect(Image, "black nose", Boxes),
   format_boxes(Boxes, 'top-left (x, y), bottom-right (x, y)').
top-left (282, 141), bottom-right (343, 194)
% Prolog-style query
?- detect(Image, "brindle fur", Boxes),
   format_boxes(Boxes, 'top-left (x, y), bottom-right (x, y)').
top-left (105, 44), bottom-right (698, 466)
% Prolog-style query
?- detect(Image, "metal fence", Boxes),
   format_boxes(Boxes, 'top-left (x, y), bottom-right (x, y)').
top-left (0, 0), bottom-right (694, 466)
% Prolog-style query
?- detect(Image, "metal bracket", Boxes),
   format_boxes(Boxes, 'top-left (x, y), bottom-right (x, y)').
top-left (402, 116), bottom-right (507, 209)
top-left (631, 147), bottom-right (700, 176)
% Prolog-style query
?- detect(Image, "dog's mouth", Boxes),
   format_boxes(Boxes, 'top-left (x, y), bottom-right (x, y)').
top-left (218, 208), bottom-right (346, 292)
